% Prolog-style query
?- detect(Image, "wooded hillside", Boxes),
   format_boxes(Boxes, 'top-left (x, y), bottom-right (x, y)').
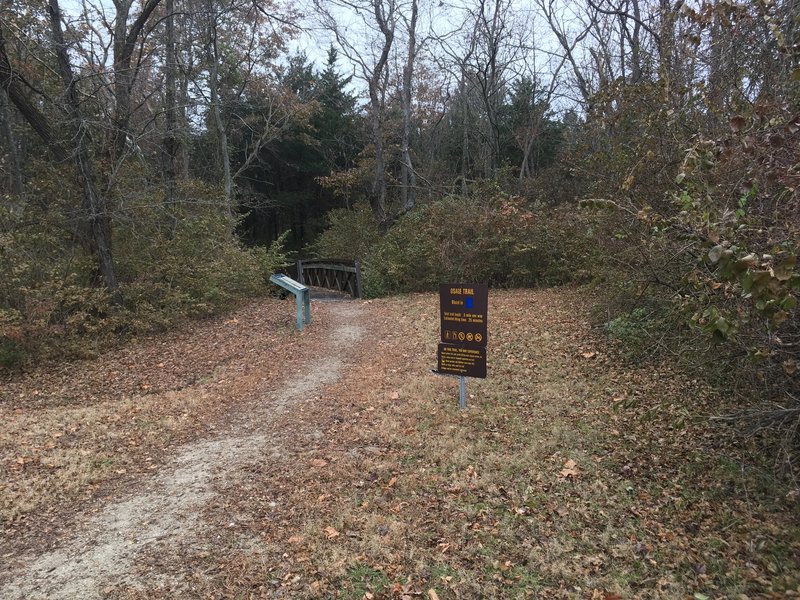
top-left (1, 0), bottom-right (798, 469)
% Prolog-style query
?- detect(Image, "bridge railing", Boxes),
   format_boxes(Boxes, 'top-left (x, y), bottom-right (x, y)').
top-left (295, 259), bottom-right (363, 299)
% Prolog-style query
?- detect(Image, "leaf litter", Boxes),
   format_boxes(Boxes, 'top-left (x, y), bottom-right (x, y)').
top-left (1, 287), bottom-right (799, 599)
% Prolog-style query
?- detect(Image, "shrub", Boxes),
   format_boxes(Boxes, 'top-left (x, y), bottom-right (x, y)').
top-left (310, 203), bottom-right (380, 261)
top-left (0, 179), bottom-right (289, 369)
top-left (0, 337), bottom-right (25, 369)
top-left (312, 190), bottom-right (601, 297)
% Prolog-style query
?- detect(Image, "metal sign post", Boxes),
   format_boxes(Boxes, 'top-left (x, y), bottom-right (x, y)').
top-left (459, 375), bottom-right (466, 409)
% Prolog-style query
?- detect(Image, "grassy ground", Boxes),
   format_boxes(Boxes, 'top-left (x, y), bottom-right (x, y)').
top-left (0, 297), bottom-right (329, 552)
top-left (2, 287), bottom-right (799, 598)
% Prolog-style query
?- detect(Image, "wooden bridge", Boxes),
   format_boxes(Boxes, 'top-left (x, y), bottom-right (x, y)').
top-left (294, 259), bottom-right (363, 299)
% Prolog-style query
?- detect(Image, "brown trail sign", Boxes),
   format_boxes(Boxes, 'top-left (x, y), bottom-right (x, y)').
top-left (436, 284), bottom-right (488, 408)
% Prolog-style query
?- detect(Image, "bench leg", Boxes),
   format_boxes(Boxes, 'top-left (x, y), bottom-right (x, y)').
top-left (304, 291), bottom-right (311, 325)
top-left (295, 293), bottom-right (303, 331)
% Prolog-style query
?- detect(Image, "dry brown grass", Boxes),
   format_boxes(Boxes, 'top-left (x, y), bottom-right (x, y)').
top-left (111, 287), bottom-right (800, 599)
top-left (0, 296), bottom-right (333, 553)
top-left (3, 288), bottom-right (800, 599)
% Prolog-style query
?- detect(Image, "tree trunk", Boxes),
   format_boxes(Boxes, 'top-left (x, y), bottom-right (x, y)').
top-left (163, 0), bottom-right (178, 202)
top-left (0, 27), bottom-right (65, 161)
top-left (111, 0), bottom-right (162, 159)
top-left (460, 71), bottom-right (470, 196)
top-left (519, 134), bottom-right (534, 180)
top-left (49, 0), bottom-right (118, 290)
top-left (206, 0), bottom-right (233, 215)
top-left (0, 87), bottom-right (24, 199)
top-left (178, 74), bottom-right (190, 179)
top-left (368, 85), bottom-right (387, 224)
top-left (366, 0), bottom-right (394, 228)
top-left (399, 0), bottom-right (418, 213)
top-left (177, 3), bottom-right (192, 179)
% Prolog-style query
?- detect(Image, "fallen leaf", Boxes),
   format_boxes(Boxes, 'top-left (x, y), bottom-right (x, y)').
top-left (390, 391), bottom-right (400, 400)
top-left (288, 535), bottom-right (304, 544)
top-left (428, 590), bottom-right (440, 600)
top-left (580, 351), bottom-right (596, 359)
top-left (560, 459), bottom-right (579, 479)
top-left (387, 476), bottom-right (397, 487)
top-left (323, 526), bottom-right (340, 539)
top-left (311, 458), bottom-right (328, 468)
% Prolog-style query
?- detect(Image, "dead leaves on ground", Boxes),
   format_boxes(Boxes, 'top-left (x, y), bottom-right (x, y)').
top-left (7, 288), bottom-right (800, 600)
top-left (0, 298), bottom-right (331, 550)
top-left (559, 458), bottom-right (579, 479)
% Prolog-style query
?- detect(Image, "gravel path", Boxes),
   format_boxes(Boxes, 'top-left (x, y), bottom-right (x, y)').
top-left (0, 302), bottom-right (364, 600)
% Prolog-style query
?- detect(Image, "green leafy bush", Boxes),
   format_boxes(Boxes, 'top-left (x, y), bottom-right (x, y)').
top-left (312, 191), bottom-right (599, 297)
top-left (0, 337), bottom-right (25, 369)
top-left (310, 203), bottom-right (380, 261)
top-left (0, 180), bottom-right (288, 369)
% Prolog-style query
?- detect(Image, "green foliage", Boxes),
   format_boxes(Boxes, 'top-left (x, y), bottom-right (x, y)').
top-left (235, 48), bottom-right (363, 250)
top-left (310, 203), bottom-right (380, 262)
top-left (256, 229), bottom-right (294, 276)
top-left (602, 306), bottom-right (683, 362)
top-left (341, 564), bottom-right (391, 599)
top-left (604, 308), bottom-right (651, 343)
top-left (312, 191), bottom-right (599, 297)
top-left (554, 55), bottom-right (800, 468)
top-left (663, 108), bottom-right (800, 407)
top-left (0, 337), bottom-right (26, 369)
top-left (0, 179), bottom-right (282, 369)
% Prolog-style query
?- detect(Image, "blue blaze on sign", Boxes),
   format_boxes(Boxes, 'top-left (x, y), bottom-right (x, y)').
top-left (465, 296), bottom-right (474, 309)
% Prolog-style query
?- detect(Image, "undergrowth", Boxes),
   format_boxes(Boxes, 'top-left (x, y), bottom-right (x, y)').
top-left (0, 183), bottom-right (291, 370)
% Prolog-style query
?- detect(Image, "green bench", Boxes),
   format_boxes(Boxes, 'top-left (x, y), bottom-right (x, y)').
top-left (269, 274), bottom-right (311, 331)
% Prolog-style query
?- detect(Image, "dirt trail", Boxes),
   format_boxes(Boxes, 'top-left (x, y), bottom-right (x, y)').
top-left (0, 302), bottom-right (364, 600)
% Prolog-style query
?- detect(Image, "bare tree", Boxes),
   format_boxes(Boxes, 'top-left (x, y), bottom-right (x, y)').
top-left (111, 0), bottom-right (163, 159)
top-left (0, 87), bottom-right (24, 200)
top-left (204, 0), bottom-right (233, 211)
top-left (163, 0), bottom-right (178, 202)
top-left (48, 0), bottom-right (118, 289)
top-left (537, 0), bottom-right (594, 106)
top-left (314, 0), bottom-right (397, 226)
top-left (0, 26), bottom-right (61, 158)
top-left (399, 0), bottom-right (418, 212)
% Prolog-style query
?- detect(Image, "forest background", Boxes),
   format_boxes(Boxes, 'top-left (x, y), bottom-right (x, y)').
top-left (0, 0), bottom-right (798, 473)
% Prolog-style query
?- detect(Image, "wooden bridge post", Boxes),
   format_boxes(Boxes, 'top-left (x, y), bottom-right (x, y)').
top-left (354, 260), bottom-right (363, 299)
